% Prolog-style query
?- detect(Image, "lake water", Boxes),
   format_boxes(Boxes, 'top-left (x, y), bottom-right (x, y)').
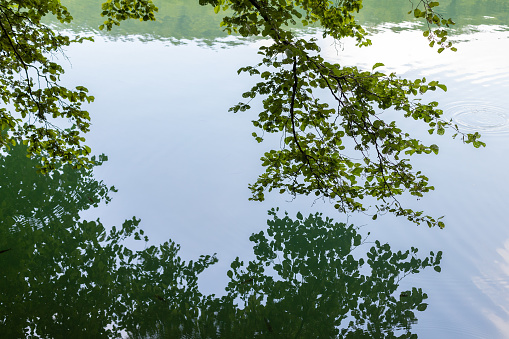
top-left (44, 0), bottom-right (509, 337)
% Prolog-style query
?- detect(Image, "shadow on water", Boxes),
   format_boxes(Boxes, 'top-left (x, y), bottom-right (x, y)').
top-left (0, 146), bottom-right (441, 338)
top-left (0, 144), bottom-right (442, 338)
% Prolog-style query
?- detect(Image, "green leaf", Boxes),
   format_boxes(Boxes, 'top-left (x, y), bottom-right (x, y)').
top-left (437, 84), bottom-right (447, 92)
top-left (417, 303), bottom-right (428, 311)
top-left (430, 144), bottom-right (439, 155)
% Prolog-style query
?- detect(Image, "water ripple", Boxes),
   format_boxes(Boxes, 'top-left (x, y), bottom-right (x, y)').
top-left (443, 102), bottom-right (509, 135)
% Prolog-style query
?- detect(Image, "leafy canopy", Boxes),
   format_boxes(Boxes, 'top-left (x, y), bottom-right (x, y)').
top-left (193, 0), bottom-right (485, 227)
top-left (0, 0), bottom-right (158, 172)
top-left (0, 0), bottom-right (94, 172)
top-left (0, 0), bottom-right (485, 226)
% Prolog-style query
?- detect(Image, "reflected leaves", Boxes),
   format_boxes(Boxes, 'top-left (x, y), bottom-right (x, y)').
top-left (0, 145), bottom-right (216, 338)
top-left (218, 209), bottom-right (442, 338)
top-left (0, 145), bottom-right (441, 338)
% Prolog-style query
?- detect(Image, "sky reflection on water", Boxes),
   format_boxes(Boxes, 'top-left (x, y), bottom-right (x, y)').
top-left (43, 2), bottom-right (509, 337)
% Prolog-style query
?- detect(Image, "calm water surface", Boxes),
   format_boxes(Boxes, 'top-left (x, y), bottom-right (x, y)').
top-left (56, 1), bottom-right (509, 337)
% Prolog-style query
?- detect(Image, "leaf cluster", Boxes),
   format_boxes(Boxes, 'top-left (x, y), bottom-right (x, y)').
top-left (410, 1), bottom-right (457, 53)
top-left (99, 0), bottom-right (158, 31)
top-left (201, 0), bottom-right (485, 227)
top-left (0, 0), bottom-right (96, 172)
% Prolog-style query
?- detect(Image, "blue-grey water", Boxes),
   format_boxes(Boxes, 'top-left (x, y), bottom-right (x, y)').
top-left (52, 2), bottom-right (509, 338)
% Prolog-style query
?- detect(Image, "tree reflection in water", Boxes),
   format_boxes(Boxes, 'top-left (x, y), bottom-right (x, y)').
top-left (0, 145), bottom-right (441, 338)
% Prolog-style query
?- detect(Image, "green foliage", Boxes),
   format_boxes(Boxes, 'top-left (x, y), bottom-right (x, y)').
top-left (198, 0), bottom-right (485, 227)
top-left (0, 145), bottom-right (217, 338)
top-left (42, 1), bottom-right (508, 42)
top-left (215, 209), bottom-right (442, 338)
top-left (0, 2), bottom-right (456, 337)
top-left (0, 0), bottom-right (95, 172)
top-left (122, 209), bottom-right (442, 338)
top-left (0, 145), bottom-right (442, 338)
top-left (0, 0), bottom-right (488, 226)
top-left (54, 0), bottom-right (229, 43)
top-left (114, 240), bottom-right (218, 338)
top-left (99, 0), bottom-right (158, 30)
top-left (357, 0), bottom-right (509, 29)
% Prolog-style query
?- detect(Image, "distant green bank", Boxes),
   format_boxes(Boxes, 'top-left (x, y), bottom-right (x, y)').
top-left (55, 0), bottom-right (509, 41)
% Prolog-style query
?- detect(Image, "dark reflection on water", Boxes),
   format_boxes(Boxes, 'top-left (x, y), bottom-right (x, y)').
top-left (0, 145), bottom-right (442, 338)
top-left (0, 144), bottom-right (217, 338)
top-left (183, 210), bottom-right (443, 339)
top-left (0, 145), bottom-right (132, 337)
